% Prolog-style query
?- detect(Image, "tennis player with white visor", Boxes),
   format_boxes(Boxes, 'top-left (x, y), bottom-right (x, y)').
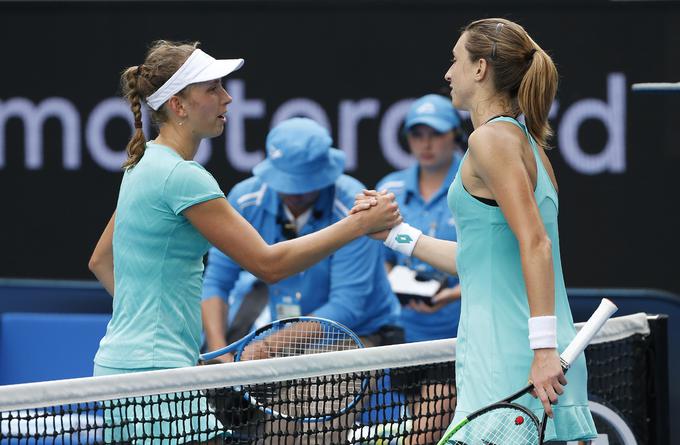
top-left (88, 41), bottom-right (401, 445)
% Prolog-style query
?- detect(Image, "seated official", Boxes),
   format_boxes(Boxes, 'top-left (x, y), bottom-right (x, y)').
top-left (202, 117), bottom-right (403, 362)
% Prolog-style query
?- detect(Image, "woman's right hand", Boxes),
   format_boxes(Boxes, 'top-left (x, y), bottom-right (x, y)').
top-left (351, 191), bottom-right (401, 235)
top-left (529, 348), bottom-right (567, 418)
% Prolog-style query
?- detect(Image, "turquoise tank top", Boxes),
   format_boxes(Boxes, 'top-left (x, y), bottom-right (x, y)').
top-left (445, 117), bottom-right (597, 442)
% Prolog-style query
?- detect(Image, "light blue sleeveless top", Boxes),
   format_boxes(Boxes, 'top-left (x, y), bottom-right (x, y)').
top-left (445, 117), bottom-right (597, 442)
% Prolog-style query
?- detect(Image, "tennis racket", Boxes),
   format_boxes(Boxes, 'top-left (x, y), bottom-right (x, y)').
top-left (437, 298), bottom-right (618, 445)
top-left (200, 316), bottom-right (367, 422)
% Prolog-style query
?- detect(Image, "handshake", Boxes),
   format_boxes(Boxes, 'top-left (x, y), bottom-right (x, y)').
top-left (349, 189), bottom-right (401, 240)
top-left (351, 189), bottom-right (423, 257)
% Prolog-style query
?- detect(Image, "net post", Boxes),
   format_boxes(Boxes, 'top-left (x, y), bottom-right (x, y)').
top-left (648, 314), bottom-right (670, 443)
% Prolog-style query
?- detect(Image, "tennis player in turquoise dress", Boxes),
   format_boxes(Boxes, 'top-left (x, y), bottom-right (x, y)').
top-left (353, 18), bottom-right (597, 443)
top-left (444, 114), bottom-right (596, 443)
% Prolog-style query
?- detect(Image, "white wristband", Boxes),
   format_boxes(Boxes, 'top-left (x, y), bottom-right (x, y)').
top-left (383, 222), bottom-right (422, 256)
top-left (528, 315), bottom-right (557, 349)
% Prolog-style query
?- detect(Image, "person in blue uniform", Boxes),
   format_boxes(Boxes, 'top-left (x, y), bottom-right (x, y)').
top-left (378, 94), bottom-right (465, 342)
top-left (201, 117), bottom-right (403, 360)
top-left (353, 18), bottom-right (597, 444)
top-left (376, 94), bottom-right (465, 444)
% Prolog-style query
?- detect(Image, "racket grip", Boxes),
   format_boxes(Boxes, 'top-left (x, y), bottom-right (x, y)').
top-left (560, 298), bottom-right (617, 369)
top-left (200, 342), bottom-right (238, 361)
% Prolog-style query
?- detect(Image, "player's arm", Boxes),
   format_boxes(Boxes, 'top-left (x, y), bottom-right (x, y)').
top-left (184, 193), bottom-right (400, 284)
top-left (89, 211), bottom-right (115, 297)
top-left (374, 204), bottom-right (460, 312)
top-left (352, 192), bottom-right (458, 276)
top-left (469, 124), bottom-right (564, 416)
top-left (470, 126), bottom-right (554, 323)
top-left (411, 235), bottom-right (458, 276)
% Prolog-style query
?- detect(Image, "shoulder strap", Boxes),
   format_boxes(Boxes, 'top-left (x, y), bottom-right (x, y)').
top-left (487, 115), bottom-right (523, 129)
top-left (487, 116), bottom-right (542, 153)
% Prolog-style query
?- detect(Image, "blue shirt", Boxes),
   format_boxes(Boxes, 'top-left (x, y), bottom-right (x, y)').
top-left (95, 143), bottom-right (225, 369)
top-left (377, 155), bottom-right (462, 342)
top-left (202, 175), bottom-right (400, 337)
top-left (225, 272), bottom-right (266, 326)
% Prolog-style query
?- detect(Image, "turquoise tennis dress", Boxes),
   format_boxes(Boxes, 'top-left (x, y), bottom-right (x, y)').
top-left (445, 117), bottom-right (597, 442)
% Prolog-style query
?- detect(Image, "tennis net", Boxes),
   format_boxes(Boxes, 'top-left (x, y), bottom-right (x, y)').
top-left (0, 313), bottom-right (663, 445)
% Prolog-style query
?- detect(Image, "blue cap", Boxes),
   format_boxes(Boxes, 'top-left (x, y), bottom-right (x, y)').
top-left (253, 118), bottom-right (345, 194)
top-left (404, 94), bottom-right (461, 133)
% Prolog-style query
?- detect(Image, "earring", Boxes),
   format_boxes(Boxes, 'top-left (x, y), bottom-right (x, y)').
top-left (178, 121), bottom-right (183, 126)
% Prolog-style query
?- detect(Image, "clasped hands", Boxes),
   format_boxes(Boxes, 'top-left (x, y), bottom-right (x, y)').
top-left (350, 189), bottom-right (398, 239)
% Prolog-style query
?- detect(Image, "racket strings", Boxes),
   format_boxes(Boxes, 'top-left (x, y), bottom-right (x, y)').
top-left (240, 320), bottom-right (365, 420)
top-left (452, 406), bottom-right (540, 445)
top-left (244, 321), bottom-right (360, 360)
top-left (247, 373), bottom-right (366, 418)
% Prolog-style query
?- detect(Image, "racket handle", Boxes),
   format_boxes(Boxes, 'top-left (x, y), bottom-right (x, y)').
top-left (200, 339), bottom-right (243, 361)
top-left (560, 298), bottom-right (617, 369)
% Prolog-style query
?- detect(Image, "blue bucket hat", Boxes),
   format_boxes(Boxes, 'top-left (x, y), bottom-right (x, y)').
top-left (404, 94), bottom-right (461, 133)
top-left (252, 118), bottom-right (345, 194)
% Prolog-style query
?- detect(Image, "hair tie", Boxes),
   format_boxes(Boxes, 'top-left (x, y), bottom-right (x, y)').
top-left (134, 121), bottom-right (143, 129)
top-left (527, 48), bottom-right (537, 61)
top-left (135, 65), bottom-right (143, 78)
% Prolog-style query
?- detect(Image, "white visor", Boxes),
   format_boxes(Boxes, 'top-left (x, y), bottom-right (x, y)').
top-left (146, 49), bottom-right (244, 111)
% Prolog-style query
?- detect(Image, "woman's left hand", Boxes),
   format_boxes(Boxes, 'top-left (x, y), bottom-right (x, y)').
top-left (529, 348), bottom-right (567, 418)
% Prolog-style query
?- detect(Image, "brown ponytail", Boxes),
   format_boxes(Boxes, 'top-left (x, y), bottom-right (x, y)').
top-left (462, 18), bottom-right (558, 148)
top-left (120, 40), bottom-right (199, 169)
top-left (121, 66), bottom-right (146, 169)
top-left (518, 46), bottom-right (558, 148)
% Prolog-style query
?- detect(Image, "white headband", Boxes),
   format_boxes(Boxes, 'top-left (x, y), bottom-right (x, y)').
top-left (146, 49), bottom-right (244, 111)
